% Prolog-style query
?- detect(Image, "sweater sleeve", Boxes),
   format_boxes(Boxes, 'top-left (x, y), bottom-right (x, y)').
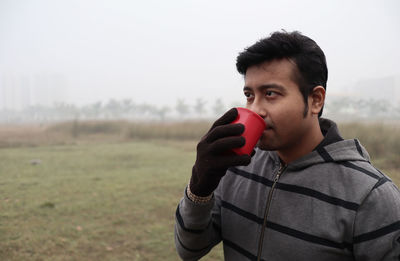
top-left (353, 180), bottom-right (400, 260)
top-left (174, 186), bottom-right (222, 260)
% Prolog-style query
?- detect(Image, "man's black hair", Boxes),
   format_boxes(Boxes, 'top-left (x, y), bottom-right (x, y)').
top-left (236, 30), bottom-right (328, 117)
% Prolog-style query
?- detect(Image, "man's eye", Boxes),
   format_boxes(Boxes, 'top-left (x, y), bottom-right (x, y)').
top-left (266, 91), bottom-right (277, 97)
top-left (244, 92), bottom-right (253, 98)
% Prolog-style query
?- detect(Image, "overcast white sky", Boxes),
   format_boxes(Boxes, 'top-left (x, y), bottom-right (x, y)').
top-left (0, 0), bottom-right (399, 108)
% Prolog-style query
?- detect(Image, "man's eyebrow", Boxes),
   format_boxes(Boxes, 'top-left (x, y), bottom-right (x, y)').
top-left (243, 84), bottom-right (286, 92)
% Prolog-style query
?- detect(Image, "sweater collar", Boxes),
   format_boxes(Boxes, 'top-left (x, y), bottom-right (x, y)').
top-left (313, 118), bottom-right (344, 151)
top-left (268, 118), bottom-right (370, 170)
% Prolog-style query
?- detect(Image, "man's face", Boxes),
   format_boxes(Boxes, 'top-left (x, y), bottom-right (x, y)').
top-left (243, 59), bottom-right (314, 152)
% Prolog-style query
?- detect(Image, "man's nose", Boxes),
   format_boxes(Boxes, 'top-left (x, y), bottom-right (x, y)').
top-left (247, 100), bottom-right (267, 118)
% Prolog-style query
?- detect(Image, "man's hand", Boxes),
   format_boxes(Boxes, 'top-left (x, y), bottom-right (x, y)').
top-left (189, 108), bottom-right (253, 197)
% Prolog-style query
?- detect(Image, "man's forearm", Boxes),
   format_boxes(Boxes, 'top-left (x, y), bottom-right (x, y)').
top-left (174, 186), bottom-right (222, 260)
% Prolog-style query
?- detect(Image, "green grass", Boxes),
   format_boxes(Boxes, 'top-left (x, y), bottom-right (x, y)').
top-left (0, 140), bottom-right (223, 261)
top-left (0, 121), bottom-right (399, 260)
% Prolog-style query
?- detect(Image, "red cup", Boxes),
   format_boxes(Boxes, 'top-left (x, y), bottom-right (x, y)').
top-left (231, 107), bottom-right (266, 155)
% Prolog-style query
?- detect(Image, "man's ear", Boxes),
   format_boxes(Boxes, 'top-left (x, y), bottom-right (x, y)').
top-left (310, 86), bottom-right (325, 115)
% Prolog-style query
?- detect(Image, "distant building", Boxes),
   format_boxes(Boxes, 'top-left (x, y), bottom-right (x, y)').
top-left (0, 72), bottom-right (67, 110)
top-left (0, 72), bottom-right (32, 110)
top-left (352, 75), bottom-right (400, 105)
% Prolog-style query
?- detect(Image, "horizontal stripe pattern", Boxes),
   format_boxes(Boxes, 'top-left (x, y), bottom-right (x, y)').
top-left (267, 221), bottom-right (353, 251)
top-left (175, 133), bottom-right (400, 260)
top-left (275, 182), bottom-right (359, 211)
top-left (372, 176), bottom-right (390, 190)
top-left (223, 238), bottom-right (266, 261)
top-left (354, 221), bottom-right (400, 244)
top-left (229, 167), bottom-right (273, 187)
top-left (222, 200), bottom-right (262, 224)
top-left (229, 167), bottom-right (359, 211)
top-left (175, 206), bottom-right (210, 234)
top-left (340, 161), bottom-right (381, 180)
top-left (316, 143), bottom-right (382, 182)
top-left (222, 200), bottom-right (353, 250)
top-left (176, 233), bottom-right (212, 253)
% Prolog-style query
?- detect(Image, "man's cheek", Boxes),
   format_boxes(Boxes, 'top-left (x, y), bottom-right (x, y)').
top-left (255, 136), bottom-right (270, 150)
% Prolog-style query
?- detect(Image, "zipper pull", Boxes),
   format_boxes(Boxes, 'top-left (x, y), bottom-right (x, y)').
top-left (274, 173), bottom-right (281, 183)
top-left (274, 163), bottom-right (286, 182)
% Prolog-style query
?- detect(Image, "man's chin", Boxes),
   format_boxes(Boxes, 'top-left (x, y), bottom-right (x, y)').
top-left (256, 140), bottom-right (276, 151)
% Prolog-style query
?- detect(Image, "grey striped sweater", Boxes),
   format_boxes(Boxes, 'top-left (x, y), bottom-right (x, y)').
top-left (175, 119), bottom-right (400, 260)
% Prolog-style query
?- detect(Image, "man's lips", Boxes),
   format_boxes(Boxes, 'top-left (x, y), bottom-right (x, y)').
top-left (264, 124), bottom-right (274, 130)
top-left (262, 126), bottom-right (273, 135)
top-left (263, 127), bottom-right (273, 132)
top-left (264, 119), bottom-right (273, 130)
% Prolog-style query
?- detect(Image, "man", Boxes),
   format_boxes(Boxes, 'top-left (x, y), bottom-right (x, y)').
top-left (174, 31), bottom-right (400, 260)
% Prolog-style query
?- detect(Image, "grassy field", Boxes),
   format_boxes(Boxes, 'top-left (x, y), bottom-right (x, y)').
top-left (0, 140), bottom-right (225, 260)
top-left (0, 121), bottom-right (399, 260)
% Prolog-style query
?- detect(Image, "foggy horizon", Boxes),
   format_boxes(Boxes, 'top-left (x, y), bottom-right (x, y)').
top-left (1, 0), bottom-right (400, 111)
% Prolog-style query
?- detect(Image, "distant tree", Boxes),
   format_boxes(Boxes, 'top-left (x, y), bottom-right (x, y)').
top-left (122, 99), bottom-right (135, 118)
top-left (175, 99), bottom-right (190, 118)
top-left (137, 103), bottom-right (155, 119)
top-left (53, 102), bottom-right (67, 120)
top-left (194, 98), bottom-right (207, 118)
top-left (156, 106), bottom-right (171, 121)
top-left (53, 102), bottom-right (79, 121)
top-left (91, 101), bottom-right (103, 119)
top-left (326, 97), bottom-right (352, 116)
top-left (105, 99), bottom-right (123, 118)
top-left (146, 104), bottom-right (159, 119)
top-left (212, 98), bottom-right (226, 116)
top-left (394, 104), bottom-right (400, 119)
top-left (81, 101), bottom-right (102, 119)
top-left (369, 99), bottom-right (389, 117)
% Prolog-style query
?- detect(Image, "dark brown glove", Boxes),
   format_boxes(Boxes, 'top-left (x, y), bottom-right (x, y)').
top-left (189, 108), bottom-right (253, 197)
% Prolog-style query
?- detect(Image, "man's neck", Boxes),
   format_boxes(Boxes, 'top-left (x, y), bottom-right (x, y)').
top-left (277, 123), bottom-right (324, 164)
